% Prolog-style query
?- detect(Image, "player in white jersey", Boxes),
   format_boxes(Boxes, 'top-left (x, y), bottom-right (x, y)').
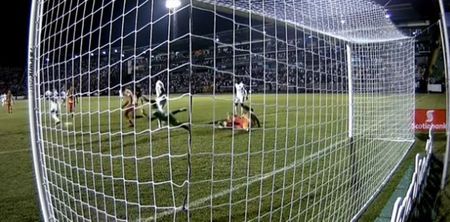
top-left (47, 91), bottom-right (60, 125)
top-left (0, 93), bottom-right (6, 107)
top-left (155, 80), bottom-right (166, 112)
top-left (155, 80), bottom-right (167, 127)
top-left (53, 89), bottom-right (59, 100)
top-left (234, 82), bottom-right (248, 115)
top-left (60, 90), bottom-right (66, 105)
top-left (119, 88), bottom-right (123, 99)
top-left (45, 90), bottom-right (52, 98)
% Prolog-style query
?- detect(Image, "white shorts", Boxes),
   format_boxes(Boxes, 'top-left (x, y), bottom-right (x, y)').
top-left (50, 102), bottom-right (59, 114)
top-left (156, 96), bottom-right (167, 112)
top-left (234, 96), bottom-right (245, 104)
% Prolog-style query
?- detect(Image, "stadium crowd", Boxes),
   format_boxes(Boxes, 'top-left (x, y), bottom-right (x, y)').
top-left (34, 37), bottom-right (350, 96)
top-left (0, 33), bottom-right (441, 97)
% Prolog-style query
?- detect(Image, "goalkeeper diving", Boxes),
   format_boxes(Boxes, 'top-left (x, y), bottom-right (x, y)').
top-left (211, 82), bottom-right (260, 131)
top-left (214, 103), bottom-right (261, 131)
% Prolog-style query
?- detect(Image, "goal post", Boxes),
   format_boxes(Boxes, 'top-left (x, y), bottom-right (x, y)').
top-left (28, 0), bottom-right (415, 221)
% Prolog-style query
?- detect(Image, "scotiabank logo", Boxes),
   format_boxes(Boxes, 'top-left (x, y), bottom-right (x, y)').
top-left (415, 109), bottom-right (446, 132)
top-left (426, 110), bottom-right (434, 123)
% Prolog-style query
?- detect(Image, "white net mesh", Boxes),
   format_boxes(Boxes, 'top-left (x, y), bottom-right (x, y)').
top-left (28, 0), bottom-right (415, 221)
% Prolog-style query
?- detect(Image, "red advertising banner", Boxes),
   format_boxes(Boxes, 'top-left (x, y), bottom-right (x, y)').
top-left (414, 109), bottom-right (446, 132)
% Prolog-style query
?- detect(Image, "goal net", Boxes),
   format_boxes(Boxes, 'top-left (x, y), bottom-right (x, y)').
top-left (28, 0), bottom-right (415, 221)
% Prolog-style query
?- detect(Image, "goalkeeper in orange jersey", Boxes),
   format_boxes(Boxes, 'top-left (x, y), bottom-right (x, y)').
top-left (5, 90), bottom-right (14, 114)
top-left (66, 86), bottom-right (77, 117)
top-left (122, 88), bottom-right (138, 127)
top-left (214, 104), bottom-right (260, 131)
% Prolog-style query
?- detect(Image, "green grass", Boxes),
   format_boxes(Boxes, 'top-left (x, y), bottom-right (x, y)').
top-left (0, 93), bottom-right (434, 221)
top-left (0, 100), bottom-right (40, 221)
top-left (359, 93), bottom-right (447, 221)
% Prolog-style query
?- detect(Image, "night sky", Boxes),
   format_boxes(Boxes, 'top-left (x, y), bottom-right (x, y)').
top-left (0, 0), bottom-right (30, 68)
top-left (0, 0), bottom-right (438, 70)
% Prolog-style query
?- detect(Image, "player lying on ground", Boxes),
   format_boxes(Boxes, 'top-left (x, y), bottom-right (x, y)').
top-left (242, 103), bottom-right (261, 128)
top-left (212, 104), bottom-right (261, 131)
top-left (5, 90), bottom-right (14, 114)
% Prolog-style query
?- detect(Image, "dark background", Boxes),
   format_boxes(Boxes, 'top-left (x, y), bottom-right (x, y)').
top-left (0, 0), bottom-right (441, 69)
top-left (0, 1), bottom-right (30, 68)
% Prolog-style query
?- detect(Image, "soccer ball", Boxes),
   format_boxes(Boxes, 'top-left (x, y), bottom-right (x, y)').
top-left (45, 90), bottom-right (52, 97)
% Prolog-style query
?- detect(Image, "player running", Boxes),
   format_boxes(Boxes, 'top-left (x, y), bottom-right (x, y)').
top-left (60, 90), bottom-right (66, 105)
top-left (1, 93), bottom-right (6, 107)
top-left (5, 90), bottom-right (14, 114)
top-left (122, 88), bottom-right (138, 127)
top-left (66, 86), bottom-right (77, 117)
top-left (234, 82), bottom-right (248, 115)
top-left (141, 80), bottom-right (189, 131)
top-left (46, 90), bottom-right (60, 125)
top-left (155, 80), bottom-right (167, 112)
top-left (135, 86), bottom-right (150, 118)
top-left (155, 80), bottom-right (167, 127)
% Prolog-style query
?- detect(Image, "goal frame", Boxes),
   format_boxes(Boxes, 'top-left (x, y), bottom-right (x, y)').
top-left (27, 0), bottom-right (416, 221)
top-left (28, 0), bottom-right (54, 221)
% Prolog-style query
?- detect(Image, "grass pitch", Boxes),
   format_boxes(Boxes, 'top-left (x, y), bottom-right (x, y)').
top-left (0, 93), bottom-right (442, 221)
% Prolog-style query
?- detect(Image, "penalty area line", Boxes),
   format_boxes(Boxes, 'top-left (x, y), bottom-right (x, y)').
top-left (144, 139), bottom-right (348, 221)
top-left (0, 148), bottom-right (29, 155)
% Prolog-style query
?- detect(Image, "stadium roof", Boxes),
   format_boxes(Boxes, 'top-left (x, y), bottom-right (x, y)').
top-left (193, 0), bottom-right (412, 43)
top-left (373, 0), bottom-right (438, 26)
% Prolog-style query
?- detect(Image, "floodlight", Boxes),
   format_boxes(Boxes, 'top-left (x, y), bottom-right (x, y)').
top-left (166, 0), bottom-right (181, 10)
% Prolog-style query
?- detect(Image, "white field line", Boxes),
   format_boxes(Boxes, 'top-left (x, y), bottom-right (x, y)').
top-left (144, 139), bottom-right (348, 221)
top-left (372, 138), bottom-right (415, 143)
top-left (0, 148), bottom-right (29, 155)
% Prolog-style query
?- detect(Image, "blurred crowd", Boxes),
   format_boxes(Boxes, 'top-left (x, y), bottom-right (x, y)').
top-left (1, 37), bottom-right (442, 97)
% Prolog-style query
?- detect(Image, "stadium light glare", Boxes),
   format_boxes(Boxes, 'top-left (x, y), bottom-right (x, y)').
top-left (165, 0), bottom-right (181, 10)
top-left (385, 13), bottom-right (391, 18)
